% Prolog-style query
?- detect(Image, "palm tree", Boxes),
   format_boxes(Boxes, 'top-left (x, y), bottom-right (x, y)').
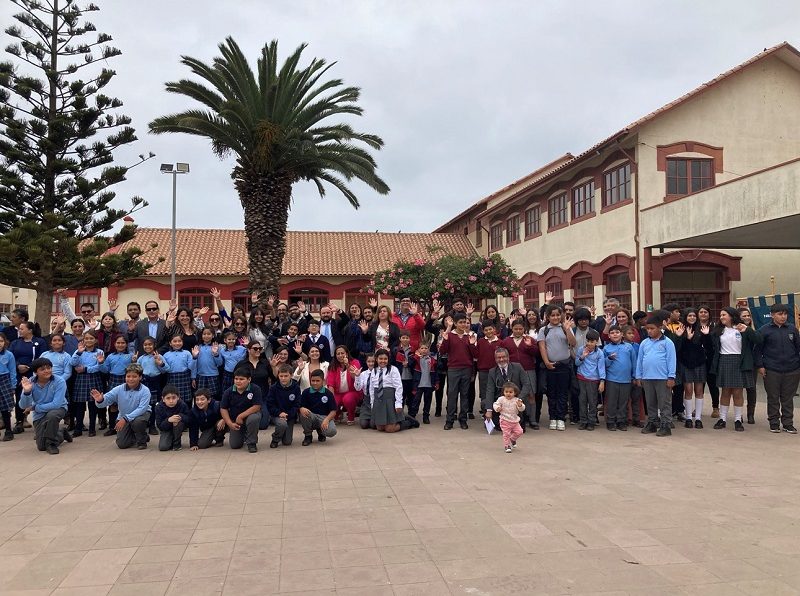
top-left (149, 38), bottom-right (389, 301)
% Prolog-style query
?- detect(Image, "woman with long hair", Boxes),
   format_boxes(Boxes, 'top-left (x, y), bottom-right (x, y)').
top-left (677, 308), bottom-right (710, 429)
top-left (248, 307), bottom-right (273, 350)
top-left (737, 306), bottom-right (759, 424)
top-left (293, 345), bottom-right (329, 392)
top-left (364, 305), bottom-right (400, 352)
top-left (167, 307), bottom-right (199, 352)
top-left (228, 314), bottom-right (249, 346)
top-left (326, 345), bottom-right (362, 424)
top-left (697, 305), bottom-right (719, 417)
top-left (711, 307), bottom-right (762, 432)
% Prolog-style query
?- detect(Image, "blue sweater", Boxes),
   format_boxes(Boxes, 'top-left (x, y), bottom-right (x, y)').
top-left (70, 349), bottom-right (104, 373)
top-left (138, 353), bottom-right (169, 377)
top-left (635, 334), bottom-right (676, 380)
top-left (220, 346), bottom-right (247, 373)
top-left (0, 349), bottom-right (17, 386)
top-left (266, 380), bottom-right (301, 419)
top-left (603, 342), bottom-right (637, 383)
top-left (163, 349), bottom-right (196, 378)
top-left (194, 344), bottom-right (223, 376)
top-left (19, 376), bottom-right (68, 422)
top-left (101, 352), bottom-right (133, 376)
top-left (40, 351), bottom-right (71, 382)
top-left (575, 346), bottom-right (605, 381)
top-left (95, 383), bottom-right (151, 421)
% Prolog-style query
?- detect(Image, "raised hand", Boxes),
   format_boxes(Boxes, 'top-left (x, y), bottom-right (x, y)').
top-left (96, 352), bottom-right (105, 364)
top-left (359, 320), bottom-right (369, 334)
top-left (270, 355), bottom-right (280, 368)
top-left (444, 316), bottom-right (453, 331)
top-left (56, 288), bottom-right (68, 296)
top-left (368, 297), bottom-right (378, 309)
top-left (563, 315), bottom-right (573, 328)
top-left (409, 302), bottom-right (418, 316)
top-left (76, 340), bottom-right (85, 353)
top-left (131, 351), bottom-right (139, 363)
top-left (735, 323), bottom-right (748, 333)
top-left (191, 345), bottom-right (200, 358)
top-left (294, 340), bottom-right (303, 353)
top-left (198, 306), bottom-right (209, 317)
top-left (700, 324), bottom-right (710, 335)
top-left (519, 308), bottom-right (527, 318)
top-left (211, 342), bottom-right (219, 356)
top-left (108, 298), bottom-right (118, 311)
top-left (466, 303), bottom-right (475, 315)
top-left (468, 332), bottom-right (478, 345)
top-left (166, 311), bottom-right (176, 325)
top-left (169, 299), bottom-right (177, 311)
top-left (154, 353), bottom-right (163, 366)
top-left (251, 291), bottom-right (259, 303)
top-left (210, 287), bottom-right (221, 299)
top-left (590, 305), bottom-right (596, 317)
top-left (431, 299), bottom-right (441, 314)
top-left (296, 300), bottom-right (306, 313)
top-left (20, 376), bottom-right (33, 394)
top-left (686, 326), bottom-right (695, 340)
top-left (523, 335), bottom-right (533, 345)
top-left (675, 323), bottom-right (686, 337)
top-left (605, 313), bottom-right (613, 326)
top-left (328, 301), bottom-right (339, 313)
top-left (266, 294), bottom-right (275, 306)
top-left (90, 388), bottom-right (104, 402)
top-left (127, 319), bottom-right (136, 332)
top-left (545, 290), bottom-right (554, 302)
top-left (296, 359), bottom-right (306, 371)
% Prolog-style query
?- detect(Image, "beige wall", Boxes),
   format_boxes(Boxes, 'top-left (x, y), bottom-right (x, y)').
top-left (0, 286), bottom-right (39, 318)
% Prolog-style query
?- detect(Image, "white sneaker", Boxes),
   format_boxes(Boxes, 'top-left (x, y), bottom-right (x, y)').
top-left (557, 420), bottom-right (566, 431)
top-left (549, 420), bottom-right (557, 430)
top-left (504, 446), bottom-right (512, 453)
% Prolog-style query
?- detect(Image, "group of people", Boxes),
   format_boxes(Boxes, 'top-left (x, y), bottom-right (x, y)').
top-left (0, 286), bottom-right (798, 456)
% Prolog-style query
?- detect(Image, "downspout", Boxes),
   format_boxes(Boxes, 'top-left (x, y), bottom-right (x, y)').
top-left (616, 138), bottom-right (648, 310)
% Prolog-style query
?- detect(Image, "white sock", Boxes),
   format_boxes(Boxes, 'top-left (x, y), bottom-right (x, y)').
top-left (720, 405), bottom-right (729, 421)
top-left (694, 398), bottom-right (704, 420)
top-left (683, 400), bottom-right (693, 420)
top-left (734, 406), bottom-right (743, 422)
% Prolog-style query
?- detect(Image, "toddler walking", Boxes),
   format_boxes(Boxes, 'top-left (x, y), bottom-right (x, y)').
top-left (493, 382), bottom-right (525, 453)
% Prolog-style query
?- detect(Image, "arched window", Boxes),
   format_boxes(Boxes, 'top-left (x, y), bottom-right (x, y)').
top-left (288, 288), bottom-right (329, 313)
top-left (231, 290), bottom-right (252, 313)
top-left (523, 282), bottom-right (539, 311)
top-left (571, 273), bottom-right (594, 309)
top-left (179, 287), bottom-right (213, 311)
top-left (605, 267), bottom-right (632, 311)
top-left (661, 265), bottom-right (728, 313)
top-left (544, 277), bottom-right (563, 306)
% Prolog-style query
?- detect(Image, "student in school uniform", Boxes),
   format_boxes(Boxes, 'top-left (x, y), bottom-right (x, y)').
top-left (192, 328), bottom-right (223, 400)
top-left (69, 330), bottom-right (105, 437)
top-left (41, 334), bottom-right (73, 384)
top-left (0, 333), bottom-right (18, 441)
top-left (98, 335), bottom-right (134, 436)
top-left (537, 306), bottom-right (577, 431)
top-left (299, 369), bottom-right (338, 444)
top-left (603, 325), bottom-right (637, 431)
top-left (90, 364), bottom-right (152, 449)
top-left (621, 325), bottom-right (644, 427)
top-left (677, 308), bottom-right (711, 429)
top-left (137, 337), bottom-right (169, 435)
top-left (439, 314), bottom-right (478, 430)
top-left (411, 341), bottom-right (437, 423)
top-left (636, 315), bottom-right (677, 437)
top-left (18, 358), bottom-right (71, 454)
top-left (188, 388), bottom-right (226, 450)
top-left (391, 331), bottom-right (415, 410)
top-left (475, 321), bottom-right (501, 420)
top-left (162, 335), bottom-right (196, 407)
top-left (155, 384), bottom-right (190, 451)
top-left (266, 364), bottom-right (301, 448)
top-left (755, 303), bottom-right (800, 434)
top-left (364, 348), bottom-right (406, 433)
top-left (219, 332), bottom-right (247, 391)
top-left (220, 367), bottom-right (262, 452)
top-left (574, 328), bottom-right (605, 431)
top-left (303, 319), bottom-right (332, 363)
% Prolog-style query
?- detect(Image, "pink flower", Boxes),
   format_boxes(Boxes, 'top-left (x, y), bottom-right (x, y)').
top-left (389, 272), bottom-right (395, 278)
top-left (407, 280), bottom-right (413, 285)
top-left (414, 259), bottom-right (425, 266)
top-left (367, 289), bottom-right (375, 295)
top-left (380, 275), bottom-right (385, 281)
top-left (468, 275), bottom-right (477, 282)
top-left (397, 268), bottom-right (404, 273)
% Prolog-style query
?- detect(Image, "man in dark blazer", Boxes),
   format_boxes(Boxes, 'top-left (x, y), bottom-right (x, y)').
top-left (133, 300), bottom-right (169, 353)
top-left (482, 347), bottom-right (531, 428)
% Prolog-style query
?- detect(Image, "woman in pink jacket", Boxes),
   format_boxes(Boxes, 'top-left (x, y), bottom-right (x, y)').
top-left (326, 345), bottom-right (362, 424)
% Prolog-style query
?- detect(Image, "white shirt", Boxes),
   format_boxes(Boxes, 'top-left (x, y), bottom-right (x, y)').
top-left (292, 361), bottom-right (329, 392)
top-left (720, 327), bottom-right (743, 355)
top-left (367, 366), bottom-right (403, 409)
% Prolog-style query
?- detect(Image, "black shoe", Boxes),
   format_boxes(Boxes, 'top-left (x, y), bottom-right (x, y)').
top-left (668, 421), bottom-right (675, 429)
top-left (607, 423), bottom-right (616, 431)
top-left (782, 425), bottom-right (797, 434)
top-left (459, 421), bottom-right (468, 430)
top-left (213, 439), bottom-right (225, 447)
top-left (422, 414), bottom-right (430, 424)
top-left (770, 422), bottom-right (781, 433)
top-left (714, 420), bottom-right (726, 430)
top-left (2, 430), bottom-right (14, 442)
top-left (72, 430), bottom-right (83, 437)
top-left (98, 420), bottom-right (107, 431)
top-left (587, 424), bottom-right (595, 431)
top-left (173, 445), bottom-right (182, 451)
top-left (46, 444), bottom-right (59, 455)
top-left (62, 429), bottom-right (72, 443)
top-left (247, 443), bottom-right (257, 453)
top-left (467, 412), bottom-right (475, 420)
top-left (735, 420), bottom-right (744, 432)
top-left (88, 430), bottom-right (96, 437)
top-left (137, 443), bottom-right (147, 450)
top-left (317, 432), bottom-right (327, 442)
top-left (149, 427), bottom-right (159, 436)
top-left (13, 423), bottom-right (24, 434)
top-left (617, 423), bottom-right (628, 431)
top-left (641, 422), bottom-right (657, 434)
top-left (632, 420), bottom-right (643, 428)
top-left (302, 435), bottom-right (313, 446)
top-left (578, 423), bottom-right (587, 430)
top-left (530, 422), bottom-right (539, 430)
top-left (747, 414), bottom-right (755, 425)
top-left (694, 420), bottom-right (704, 429)
top-left (270, 440), bottom-right (279, 449)
top-left (103, 429), bottom-right (117, 437)
top-left (434, 411), bottom-right (441, 417)
top-left (656, 424), bottom-right (672, 437)
top-left (444, 422), bottom-right (453, 430)
top-left (684, 419), bottom-right (693, 429)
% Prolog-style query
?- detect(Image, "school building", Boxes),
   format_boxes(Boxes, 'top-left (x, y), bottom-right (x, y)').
top-left (435, 42), bottom-right (800, 315)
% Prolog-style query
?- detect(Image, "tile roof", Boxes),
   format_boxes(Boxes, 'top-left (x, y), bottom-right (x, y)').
top-left (119, 227), bottom-right (477, 277)
top-left (436, 42), bottom-right (800, 230)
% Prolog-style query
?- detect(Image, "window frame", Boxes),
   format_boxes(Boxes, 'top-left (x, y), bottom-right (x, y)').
top-left (76, 290), bottom-right (101, 315)
top-left (548, 194), bottom-right (568, 229)
top-left (604, 267), bottom-right (632, 311)
top-left (287, 288), bottom-right (330, 313)
top-left (179, 287), bottom-right (214, 312)
top-left (524, 205), bottom-right (541, 237)
top-left (666, 157), bottom-right (714, 196)
top-left (490, 223), bottom-right (504, 250)
top-left (506, 214), bottom-right (520, 244)
top-left (571, 273), bottom-right (594, 309)
top-left (603, 163), bottom-right (632, 207)
top-left (544, 279), bottom-right (563, 306)
top-left (523, 283), bottom-right (539, 311)
top-left (571, 180), bottom-right (595, 220)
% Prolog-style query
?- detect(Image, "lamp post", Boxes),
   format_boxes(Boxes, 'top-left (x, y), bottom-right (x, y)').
top-left (160, 163), bottom-right (190, 300)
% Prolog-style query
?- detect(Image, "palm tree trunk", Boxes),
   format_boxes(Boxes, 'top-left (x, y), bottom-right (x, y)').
top-left (236, 173), bottom-right (293, 300)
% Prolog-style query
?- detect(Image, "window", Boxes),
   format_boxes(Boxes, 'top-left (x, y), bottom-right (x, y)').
top-left (179, 288), bottom-right (214, 311)
top-left (288, 288), bottom-right (329, 313)
top-left (666, 158), bottom-right (713, 195)
top-left (490, 223), bottom-right (503, 250)
top-left (605, 267), bottom-right (632, 311)
top-left (231, 290), bottom-right (253, 313)
top-left (525, 206), bottom-right (540, 236)
top-left (604, 163), bottom-right (631, 206)
top-left (523, 283), bottom-right (539, 311)
top-left (544, 279), bottom-right (563, 306)
top-left (0, 303), bottom-right (11, 316)
top-left (548, 194), bottom-right (568, 228)
top-left (572, 274), bottom-right (594, 309)
top-left (571, 181), bottom-right (595, 219)
top-left (51, 293), bottom-right (61, 315)
top-left (661, 266), bottom-right (728, 313)
top-left (77, 291), bottom-right (100, 314)
top-left (475, 219), bottom-right (482, 247)
top-left (506, 215), bottom-right (520, 244)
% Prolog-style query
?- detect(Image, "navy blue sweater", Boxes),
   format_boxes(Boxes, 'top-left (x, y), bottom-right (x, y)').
top-left (188, 400), bottom-right (222, 447)
top-left (155, 400), bottom-right (190, 431)
top-left (265, 380), bottom-right (301, 419)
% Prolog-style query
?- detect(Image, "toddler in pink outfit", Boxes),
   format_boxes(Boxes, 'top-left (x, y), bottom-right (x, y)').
top-left (493, 382), bottom-right (525, 453)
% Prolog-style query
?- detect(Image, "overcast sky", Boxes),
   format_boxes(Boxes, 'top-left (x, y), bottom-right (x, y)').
top-left (3, 0), bottom-right (800, 233)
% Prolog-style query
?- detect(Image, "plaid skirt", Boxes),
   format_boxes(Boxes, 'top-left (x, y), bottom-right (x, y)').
top-left (716, 354), bottom-right (754, 389)
top-left (167, 370), bottom-right (193, 405)
top-left (221, 370), bottom-right (234, 393)
top-left (107, 373), bottom-right (126, 391)
top-left (73, 372), bottom-right (103, 402)
top-left (197, 375), bottom-right (220, 399)
top-left (678, 362), bottom-right (707, 384)
top-left (143, 374), bottom-right (163, 405)
top-left (0, 373), bottom-right (14, 412)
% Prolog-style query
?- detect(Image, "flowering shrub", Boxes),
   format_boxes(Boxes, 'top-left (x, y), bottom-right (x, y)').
top-left (365, 253), bottom-right (521, 303)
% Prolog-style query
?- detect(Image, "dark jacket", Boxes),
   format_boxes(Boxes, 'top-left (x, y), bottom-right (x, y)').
top-left (710, 326), bottom-right (762, 374)
top-left (677, 329), bottom-right (710, 369)
top-left (135, 318), bottom-right (169, 354)
top-left (482, 362), bottom-right (531, 410)
top-left (188, 400), bottom-right (222, 447)
top-left (265, 380), bottom-right (301, 420)
top-left (155, 400), bottom-right (190, 431)
top-left (366, 320), bottom-right (401, 352)
top-left (754, 323), bottom-right (800, 373)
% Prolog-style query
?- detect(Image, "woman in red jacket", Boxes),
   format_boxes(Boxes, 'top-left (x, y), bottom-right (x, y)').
top-left (326, 345), bottom-right (362, 425)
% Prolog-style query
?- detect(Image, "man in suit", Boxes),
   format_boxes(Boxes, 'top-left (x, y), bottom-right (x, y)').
top-left (134, 300), bottom-right (168, 353)
top-left (592, 297), bottom-right (620, 334)
top-left (483, 347), bottom-right (531, 428)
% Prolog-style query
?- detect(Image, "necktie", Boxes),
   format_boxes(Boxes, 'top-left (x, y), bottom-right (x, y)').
top-left (501, 368), bottom-right (508, 381)
top-left (376, 368), bottom-right (384, 400)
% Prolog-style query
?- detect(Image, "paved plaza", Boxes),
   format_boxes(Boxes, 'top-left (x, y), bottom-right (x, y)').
top-left (1, 399), bottom-right (799, 596)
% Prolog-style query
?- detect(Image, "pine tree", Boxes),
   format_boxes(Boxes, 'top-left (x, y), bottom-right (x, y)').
top-left (0, 0), bottom-right (153, 326)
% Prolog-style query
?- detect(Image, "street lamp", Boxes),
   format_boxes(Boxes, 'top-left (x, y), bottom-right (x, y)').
top-left (160, 162), bottom-right (190, 299)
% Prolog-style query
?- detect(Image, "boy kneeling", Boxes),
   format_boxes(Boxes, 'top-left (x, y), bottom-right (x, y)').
top-left (19, 358), bottom-right (71, 455)
top-left (299, 369), bottom-right (337, 445)
top-left (189, 388), bottom-right (225, 450)
top-left (220, 367), bottom-right (262, 453)
top-left (90, 364), bottom-right (152, 449)
top-left (155, 385), bottom-right (190, 451)
top-left (267, 364), bottom-right (300, 448)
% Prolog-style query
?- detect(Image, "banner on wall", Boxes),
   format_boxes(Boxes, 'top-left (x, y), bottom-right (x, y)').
top-left (739, 293), bottom-right (800, 328)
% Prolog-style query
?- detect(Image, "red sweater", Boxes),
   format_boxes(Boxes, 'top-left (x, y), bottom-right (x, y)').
top-left (439, 332), bottom-right (477, 369)
top-left (502, 336), bottom-right (539, 371)
top-left (476, 336), bottom-right (502, 371)
top-left (392, 312), bottom-right (426, 351)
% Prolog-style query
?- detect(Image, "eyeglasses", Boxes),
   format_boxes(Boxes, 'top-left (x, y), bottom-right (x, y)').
top-left (235, 322), bottom-right (245, 326)
top-left (81, 310), bottom-right (93, 314)
top-left (209, 318), bottom-right (220, 322)
top-left (145, 307), bottom-right (159, 312)
top-left (250, 346), bottom-right (262, 351)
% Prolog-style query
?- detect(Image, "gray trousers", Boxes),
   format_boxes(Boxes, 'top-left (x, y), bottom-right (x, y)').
top-left (159, 422), bottom-right (184, 451)
top-left (764, 369), bottom-right (800, 427)
top-left (605, 381), bottom-right (631, 425)
top-left (271, 416), bottom-right (296, 445)
top-left (33, 408), bottom-right (66, 451)
top-left (229, 412), bottom-right (261, 449)
top-left (197, 426), bottom-right (225, 449)
top-left (116, 413), bottom-right (151, 449)
top-left (577, 379), bottom-right (600, 425)
top-left (642, 380), bottom-right (672, 427)
top-left (446, 367), bottom-right (472, 423)
top-left (300, 413), bottom-right (337, 437)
